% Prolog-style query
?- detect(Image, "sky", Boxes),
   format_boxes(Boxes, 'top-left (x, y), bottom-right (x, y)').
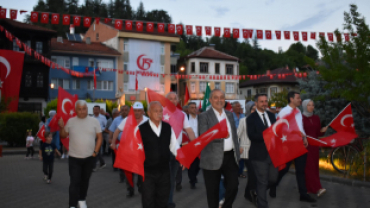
top-left (1, 0), bottom-right (370, 52)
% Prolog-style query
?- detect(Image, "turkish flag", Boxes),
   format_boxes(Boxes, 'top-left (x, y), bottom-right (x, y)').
top-left (62, 14), bottom-right (70, 25)
top-left (147, 88), bottom-right (177, 113)
top-left (168, 24), bottom-right (175, 34)
top-left (146, 22), bottom-right (154, 32)
top-left (83, 17), bottom-right (91, 27)
top-left (233, 28), bottom-right (239, 38)
top-left (265, 30), bottom-right (272, 40)
top-left (329, 103), bottom-right (356, 133)
top-left (125, 20), bottom-right (132, 30)
top-left (302, 32), bottom-right (308, 41)
top-left (104, 18), bottom-right (112, 24)
top-left (196, 26), bottom-right (202, 36)
top-left (181, 130), bottom-right (190, 145)
top-left (243, 29), bottom-right (253, 39)
top-left (114, 108), bottom-right (145, 186)
top-left (184, 85), bottom-right (190, 105)
top-left (37, 125), bottom-right (46, 143)
top-left (198, 100), bottom-right (202, 110)
top-left (61, 137), bottom-right (70, 151)
top-left (0, 8), bottom-right (6, 19)
top-left (135, 73), bottom-right (138, 91)
top-left (157, 23), bottom-right (165, 32)
top-left (136, 21), bottom-right (143, 32)
top-left (310, 32), bottom-right (316, 39)
top-left (186, 25), bottom-right (193, 35)
top-left (256, 30), bottom-right (263, 39)
top-left (10, 9), bottom-right (17, 20)
top-left (275, 30), bottom-right (281, 40)
top-left (93, 69), bottom-right (97, 89)
top-left (225, 101), bottom-right (232, 112)
top-left (56, 87), bottom-right (78, 125)
top-left (176, 24), bottom-right (183, 35)
top-left (224, 28), bottom-right (231, 38)
top-left (176, 119), bottom-right (228, 168)
top-left (51, 13), bottom-right (59, 24)
top-left (214, 27), bottom-right (221, 37)
top-left (284, 31), bottom-right (290, 40)
top-left (293, 31), bottom-right (299, 41)
top-left (114, 19), bottom-right (123, 30)
top-left (0, 50), bottom-right (25, 112)
top-left (263, 109), bottom-right (308, 167)
top-left (95, 17), bottom-right (100, 24)
top-left (30, 12), bottom-right (38, 23)
top-left (40, 13), bottom-right (49, 24)
top-left (344, 33), bottom-right (350, 41)
top-left (327, 33), bottom-right (334, 42)
top-left (73, 16), bottom-right (81, 26)
top-left (205, 26), bottom-right (211, 36)
top-left (307, 132), bottom-right (358, 148)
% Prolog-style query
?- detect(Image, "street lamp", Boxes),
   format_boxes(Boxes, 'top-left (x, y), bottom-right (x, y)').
top-left (180, 66), bottom-right (185, 72)
top-left (50, 83), bottom-right (55, 89)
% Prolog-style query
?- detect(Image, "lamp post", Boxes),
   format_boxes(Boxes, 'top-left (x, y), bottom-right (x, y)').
top-left (144, 87), bottom-right (147, 105)
top-left (49, 83), bottom-right (55, 101)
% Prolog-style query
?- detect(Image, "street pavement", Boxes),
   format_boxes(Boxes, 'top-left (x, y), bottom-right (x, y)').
top-left (0, 155), bottom-right (369, 208)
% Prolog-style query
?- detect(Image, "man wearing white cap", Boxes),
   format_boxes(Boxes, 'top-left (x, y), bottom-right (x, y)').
top-left (111, 101), bottom-right (149, 197)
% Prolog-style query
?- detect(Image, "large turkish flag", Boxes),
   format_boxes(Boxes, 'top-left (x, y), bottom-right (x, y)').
top-left (329, 103), bottom-right (356, 133)
top-left (0, 50), bottom-right (25, 112)
top-left (57, 87), bottom-right (78, 124)
top-left (307, 131), bottom-right (358, 148)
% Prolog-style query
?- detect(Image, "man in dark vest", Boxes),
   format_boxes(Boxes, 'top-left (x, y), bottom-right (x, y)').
top-left (139, 101), bottom-right (180, 208)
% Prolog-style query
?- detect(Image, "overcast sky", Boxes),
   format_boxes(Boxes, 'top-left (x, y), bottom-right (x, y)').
top-left (2, 0), bottom-right (370, 52)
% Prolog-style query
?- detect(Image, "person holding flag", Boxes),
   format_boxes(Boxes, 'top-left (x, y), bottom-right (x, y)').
top-left (111, 102), bottom-right (149, 197)
top-left (198, 89), bottom-right (240, 208)
top-left (58, 100), bottom-right (103, 208)
top-left (45, 110), bottom-right (61, 152)
top-left (270, 92), bottom-right (316, 203)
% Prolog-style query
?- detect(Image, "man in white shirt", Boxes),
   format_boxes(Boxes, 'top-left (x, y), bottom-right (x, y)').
top-left (187, 101), bottom-right (200, 189)
top-left (270, 91), bottom-right (316, 203)
top-left (111, 102), bottom-right (149, 197)
top-left (92, 105), bottom-right (107, 171)
top-left (59, 100), bottom-right (103, 208)
top-left (139, 101), bottom-right (179, 208)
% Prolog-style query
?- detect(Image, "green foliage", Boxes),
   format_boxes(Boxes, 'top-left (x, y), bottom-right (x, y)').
top-left (44, 98), bottom-right (58, 117)
top-left (0, 96), bottom-right (14, 112)
top-left (105, 99), bottom-right (118, 115)
top-left (269, 90), bottom-right (288, 108)
top-left (0, 112), bottom-right (39, 146)
top-left (85, 98), bottom-right (92, 102)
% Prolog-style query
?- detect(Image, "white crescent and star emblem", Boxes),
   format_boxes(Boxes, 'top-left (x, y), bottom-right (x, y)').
top-left (75, 17), bottom-right (79, 22)
top-left (0, 56), bottom-right (11, 79)
top-left (85, 18), bottom-right (89, 23)
top-left (148, 24), bottom-right (152, 28)
top-left (41, 130), bottom-right (45, 136)
top-left (117, 21), bottom-right (121, 26)
top-left (62, 99), bottom-right (72, 114)
top-left (69, 110), bottom-right (75, 116)
top-left (127, 22), bottom-right (131, 26)
top-left (53, 15), bottom-right (57, 20)
top-left (340, 114), bottom-right (353, 127)
top-left (159, 25), bottom-right (163, 29)
top-left (272, 119), bottom-right (290, 143)
top-left (64, 16), bottom-right (69, 20)
top-left (137, 143), bottom-right (143, 150)
top-left (234, 30), bottom-right (238, 34)
top-left (43, 14), bottom-right (47, 19)
top-left (194, 142), bottom-right (201, 146)
top-left (32, 13), bottom-right (37, 18)
top-left (163, 114), bottom-right (170, 121)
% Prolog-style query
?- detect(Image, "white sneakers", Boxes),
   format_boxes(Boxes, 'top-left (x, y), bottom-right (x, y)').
top-left (43, 175), bottom-right (48, 181)
top-left (61, 154), bottom-right (65, 159)
top-left (78, 200), bottom-right (87, 208)
top-left (317, 188), bottom-right (327, 197)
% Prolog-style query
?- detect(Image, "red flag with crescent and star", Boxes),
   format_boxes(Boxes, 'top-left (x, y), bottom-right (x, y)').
top-left (56, 87), bottom-right (78, 125)
top-left (61, 136), bottom-right (70, 151)
top-left (113, 108), bottom-right (145, 187)
top-left (328, 103), bottom-right (356, 134)
top-left (37, 125), bottom-right (46, 142)
top-left (0, 49), bottom-right (25, 112)
top-left (307, 131), bottom-right (358, 148)
top-left (176, 119), bottom-right (228, 169)
top-left (263, 109), bottom-right (308, 167)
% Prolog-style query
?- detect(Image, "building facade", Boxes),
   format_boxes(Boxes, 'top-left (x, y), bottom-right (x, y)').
top-left (49, 37), bottom-right (120, 100)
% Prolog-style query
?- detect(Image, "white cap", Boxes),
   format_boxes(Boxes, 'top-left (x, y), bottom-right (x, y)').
top-left (133, 102), bottom-right (144, 109)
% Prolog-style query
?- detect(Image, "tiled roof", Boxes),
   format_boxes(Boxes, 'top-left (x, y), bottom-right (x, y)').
top-left (0, 19), bottom-right (57, 33)
top-left (187, 47), bottom-right (239, 61)
top-left (51, 38), bottom-right (121, 56)
top-left (239, 68), bottom-right (299, 88)
top-left (103, 22), bottom-right (180, 38)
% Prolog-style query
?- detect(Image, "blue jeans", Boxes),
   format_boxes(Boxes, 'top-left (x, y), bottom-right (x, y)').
top-left (239, 159), bottom-right (245, 175)
top-left (168, 155), bottom-right (179, 206)
top-left (219, 176), bottom-right (225, 201)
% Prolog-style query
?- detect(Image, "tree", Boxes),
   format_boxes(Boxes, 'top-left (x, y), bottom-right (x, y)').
top-left (268, 90), bottom-right (288, 108)
top-left (135, 1), bottom-right (146, 20)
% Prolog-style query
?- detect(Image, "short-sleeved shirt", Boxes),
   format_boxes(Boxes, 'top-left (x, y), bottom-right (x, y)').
top-left (177, 112), bottom-right (191, 144)
top-left (109, 116), bottom-right (125, 140)
top-left (65, 116), bottom-right (102, 158)
top-left (26, 136), bottom-right (34, 147)
top-left (117, 116), bottom-right (149, 132)
top-left (41, 143), bottom-right (57, 162)
top-left (232, 112), bottom-right (245, 128)
top-left (93, 114), bottom-right (107, 131)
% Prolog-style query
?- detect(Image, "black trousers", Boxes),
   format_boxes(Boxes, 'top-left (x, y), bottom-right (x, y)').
top-left (274, 153), bottom-right (308, 195)
top-left (93, 151), bottom-right (105, 168)
top-left (141, 168), bottom-right (171, 208)
top-left (26, 147), bottom-right (34, 157)
top-left (244, 159), bottom-right (257, 196)
top-left (68, 156), bottom-right (95, 207)
top-left (43, 160), bottom-right (54, 179)
top-left (126, 173), bottom-right (143, 191)
top-left (188, 157), bottom-right (200, 185)
top-left (176, 165), bottom-right (182, 185)
top-left (202, 151), bottom-right (239, 208)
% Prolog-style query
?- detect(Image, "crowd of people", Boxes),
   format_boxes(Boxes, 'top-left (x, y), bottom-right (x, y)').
top-left (28, 89), bottom-right (328, 208)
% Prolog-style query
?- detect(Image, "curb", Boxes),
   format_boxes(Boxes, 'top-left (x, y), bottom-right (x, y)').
top-left (289, 169), bottom-right (370, 189)
top-left (1, 148), bottom-right (40, 156)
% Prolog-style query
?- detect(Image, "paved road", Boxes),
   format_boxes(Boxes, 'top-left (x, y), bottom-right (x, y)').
top-left (0, 155), bottom-right (369, 208)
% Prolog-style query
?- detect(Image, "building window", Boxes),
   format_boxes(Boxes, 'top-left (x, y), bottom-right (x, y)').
top-left (51, 79), bottom-right (69, 89)
top-left (25, 72), bottom-right (32, 87)
top-left (51, 56), bottom-right (57, 63)
top-left (215, 63), bottom-right (220, 74)
top-left (161, 43), bottom-right (165, 55)
top-left (124, 63), bottom-right (128, 71)
top-left (36, 72), bottom-right (43, 87)
top-left (26, 40), bottom-right (31, 47)
top-left (123, 39), bottom-right (129, 51)
top-left (13, 40), bottom-right (19, 51)
top-left (97, 59), bottom-right (114, 68)
top-left (64, 58), bottom-right (70, 69)
top-left (36, 41), bottom-right (43, 53)
top-left (88, 58), bottom-right (94, 67)
top-left (257, 88), bottom-right (267, 94)
top-left (200, 62), bottom-right (208, 73)
top-left (226, 83), bottom-right (234, 94)
top-left (270, 87), bottom-right (277, 97)
top-left (226, 64), bottom-right (234, 75)
top-left (72, 57), bottom-right (79, 66)
top-left (190, 82), bottom-right (195, 93)
top-left (96, 33), bottom-right (99, 41)
top-left (247, 89), bottom-right (252, 98)
top-left (63, 79), bottom-right (70, 89)
top-left (199, 81), bottom-right (207, 93)
top-left (215, 82), bottom-right (220, 89)
top-left (161, 65), bottom-right (164, 73)
top-left (87, 80), bottom-right (94, 90)
top-left (170, 65), bottom-right (177, 74)
top-left (96, 81), bottom-right (114, 91)
top-left (191, 62), bottom-right (195, 73)
top-left (72, 79), bottom-right (80, 89)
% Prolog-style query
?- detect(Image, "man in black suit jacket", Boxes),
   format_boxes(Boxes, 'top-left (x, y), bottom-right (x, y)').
top-left (247, 94), bottom-right (277, 208)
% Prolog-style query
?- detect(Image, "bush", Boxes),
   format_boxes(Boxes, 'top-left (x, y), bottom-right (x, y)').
top-left (44, 98), bottom-right (57, 117)
top-left (0, 112), bottom-right (40, 146)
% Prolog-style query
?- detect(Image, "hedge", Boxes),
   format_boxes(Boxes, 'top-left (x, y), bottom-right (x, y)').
top-left (0, 112), bottom-right (40, 147)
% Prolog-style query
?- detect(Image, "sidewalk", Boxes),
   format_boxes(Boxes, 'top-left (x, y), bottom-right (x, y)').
top-left (1, 146), bottom-right (40, 155)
